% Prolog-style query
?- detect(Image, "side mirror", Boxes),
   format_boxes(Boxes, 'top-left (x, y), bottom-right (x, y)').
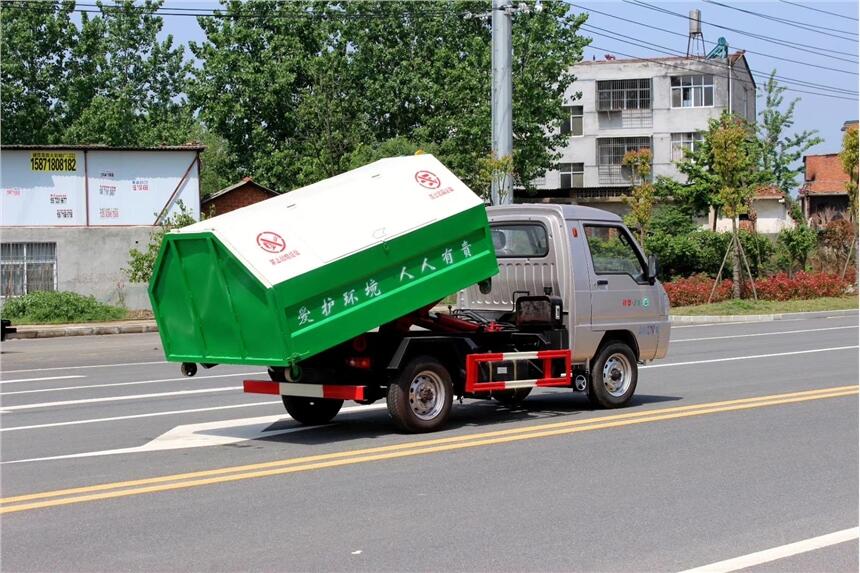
top-left (647, 254), bottom-right (658, 284)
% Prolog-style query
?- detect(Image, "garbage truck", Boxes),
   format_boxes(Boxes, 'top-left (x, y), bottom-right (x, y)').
top-left (150, 154), bottom-right (670, 432)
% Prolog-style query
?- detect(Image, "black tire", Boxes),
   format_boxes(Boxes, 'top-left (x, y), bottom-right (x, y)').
top-left (387, 355), bottom-right (453, 433)
top-left (589, 342), bottom-right (638, 408)
top-left (269, 366), bottom-right (343, 425)
top-left (282, 396), bottom-right (343, 425)
top-left (492, 387), bottom-right (532, 405)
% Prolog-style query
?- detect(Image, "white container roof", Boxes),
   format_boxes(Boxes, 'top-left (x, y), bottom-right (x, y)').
top-left (176, 154), bottom-right (484, 287)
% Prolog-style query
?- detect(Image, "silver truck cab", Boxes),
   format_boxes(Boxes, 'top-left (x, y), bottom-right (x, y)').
top-left (459, 204), bottom-right (670, 373)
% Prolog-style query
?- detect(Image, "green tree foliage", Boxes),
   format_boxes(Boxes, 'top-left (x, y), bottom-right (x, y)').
top-left (758, 72), bottom-right (823, 199)
top-left (1, 0), bottom-right (192, 146)
top-left (190, 0), bottom-right (589, 193)
top-left (621, 148), bottom-right (654, 247)
top-left (840, 125), bottom-right (859, 223)
top-left (125, 201), bottom-right (196, 283)
top-left (776, 225), bottom-right (818, 277)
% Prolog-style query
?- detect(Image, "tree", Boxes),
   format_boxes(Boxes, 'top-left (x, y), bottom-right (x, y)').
top-left (125, 201), bottom-right (196, 283)
top-left (191, 0), bottom-right (589, 193)
top-left (777, 225), bottom-right (817, 277)
top-left (758, 72), bottom-right (822, 199)
top-left (840, 124), bottom-right (858, 223)
top-left (710, 114), bottom-right (763, 298)
top-left (477, 153), bottom-right (515, 204)
top-left (621, 148), bottom-right (654, 247)
top-left (0, 0), bottom-right (74, 144)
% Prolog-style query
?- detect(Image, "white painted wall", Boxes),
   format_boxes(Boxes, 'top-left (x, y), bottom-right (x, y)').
top-left (709, 198), bottom-right (795, 234)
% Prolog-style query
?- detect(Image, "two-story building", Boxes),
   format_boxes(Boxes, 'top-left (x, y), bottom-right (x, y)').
top-left (529, 52), bottom-right (756, 216)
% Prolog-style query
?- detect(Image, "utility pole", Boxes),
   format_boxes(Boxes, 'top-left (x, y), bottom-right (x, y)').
top-left (491, 0), bottom-right (513, 206)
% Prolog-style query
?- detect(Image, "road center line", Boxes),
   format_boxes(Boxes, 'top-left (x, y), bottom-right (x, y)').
top-left (0, 371), bottom-right (266, 396)
top-left (673, 325), bottom-right (858, 342)
top-left (677, 527), bottom-right (860, 573)
top-left (0, 375), bottom-right (86, 385)
top-left (643, 345), bottom-right (858, 369)
top-left (1, 387), bottom-right (242, 412)
top-left (0, 385), bottom-right (855, 514)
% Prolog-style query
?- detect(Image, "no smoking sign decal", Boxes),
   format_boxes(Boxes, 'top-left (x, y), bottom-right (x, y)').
top-left (256, 231), bottom-right (286, 253)
top-left (415, 170), bottom-right (441, 190)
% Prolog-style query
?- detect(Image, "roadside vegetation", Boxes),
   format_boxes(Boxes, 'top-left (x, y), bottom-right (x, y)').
top-left (1, 292), bottom-right (127, 324)
top-left (671, 296), bottom-right (858, 316)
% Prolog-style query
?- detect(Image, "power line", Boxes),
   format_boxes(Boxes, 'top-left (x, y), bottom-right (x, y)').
top-left (581, 23), bottom-right (858, 96)
top-left (583, 43), bottom-right (857, 102)
top-left (778, 0), bottom-right (859, 23)
top-left (564, 1), bottom-right (858, 76)
top-left (703, 0), bottom-right (858, 40)
top-left (623, 0), bottom-right (859, 61)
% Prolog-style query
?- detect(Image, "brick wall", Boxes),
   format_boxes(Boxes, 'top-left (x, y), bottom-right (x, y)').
top-left (203, 185), bottom-right (273, 216)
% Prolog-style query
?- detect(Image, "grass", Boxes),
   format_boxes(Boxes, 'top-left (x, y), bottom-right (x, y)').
top-left (671, 296), bottom-right (859, 316)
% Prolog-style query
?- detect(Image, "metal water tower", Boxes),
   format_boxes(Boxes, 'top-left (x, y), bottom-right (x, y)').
top-left (687, 9), bottom-right (706, 57)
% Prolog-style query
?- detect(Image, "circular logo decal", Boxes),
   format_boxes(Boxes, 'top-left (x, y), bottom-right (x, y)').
top-left (642, 297), bottom-right (650, 308)
top-left (256, 231), bottom-right (286, 253)
top-left (415, 170), bottom-right (441, 190)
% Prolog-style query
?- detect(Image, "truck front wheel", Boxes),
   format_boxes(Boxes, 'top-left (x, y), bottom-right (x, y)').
top-left (588, 342), bottom-right (637, 408)
top-left (387, 356), bottom-right (453, 433)
top-left (282, 396), bottom-right (343, 425)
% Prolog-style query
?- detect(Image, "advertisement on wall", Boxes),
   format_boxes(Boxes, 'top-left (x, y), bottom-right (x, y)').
top-left (0, 148), bottom-right (201, 226)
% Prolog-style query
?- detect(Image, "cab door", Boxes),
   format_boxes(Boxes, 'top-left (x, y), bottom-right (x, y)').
top-left (582, 222), bottom-right (662, 357)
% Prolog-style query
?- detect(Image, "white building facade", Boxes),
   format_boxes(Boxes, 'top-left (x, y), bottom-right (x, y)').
top-left (529, 53), bottom-right (756, 216)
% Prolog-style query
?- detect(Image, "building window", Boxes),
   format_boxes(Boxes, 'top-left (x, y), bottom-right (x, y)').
top-left (671, 75), bottom-right (714, 108)
top-left (559, 163), bottom-right (584, 189)
top-left (597, 137), bottom-right (651, 184)
top-left (597, 79), bottom-right (651, 111)
top-left (561, 105), bottom-right (583, 136)
top-left (671, 132), bottom-right (704, 161)
top-left (1, 242), bottom-right (57, 297)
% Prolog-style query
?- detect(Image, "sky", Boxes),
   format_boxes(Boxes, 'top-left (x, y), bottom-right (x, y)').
top-left (158, 0), bottom-right (859, 157)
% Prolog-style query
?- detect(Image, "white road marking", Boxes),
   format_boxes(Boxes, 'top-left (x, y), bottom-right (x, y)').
top-left (0, 371), bottom-right (266, 396)
top-left (644, 346), bottom-right (858, 369)
top-left (1, 360), bottom-right (168, 374)
top-left (671, 315), bottom-right (855, 328)
top-left (1, 404), bottom-right (391, 463)
top-left (0, 375), bottom-right (86, 385)
top-left (0, 401), bottom-right (283, 432)
top-left (677, 527), bottom-right (860, 573)
top-left (1, 387), bottom-right (242, 412)
top-left (673, 325), bottom-right (858, 343)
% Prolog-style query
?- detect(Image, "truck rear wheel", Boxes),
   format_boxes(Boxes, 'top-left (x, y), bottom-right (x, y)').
top-left (387, 356), bottom-right (453, 433)
top-left (282, 396), bottom-right (343, 425)
top-left (588, 342), bottom-right (637, 408)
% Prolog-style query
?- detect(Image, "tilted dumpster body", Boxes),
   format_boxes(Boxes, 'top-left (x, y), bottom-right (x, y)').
top-left (149, 154), bottom-right (498, 368)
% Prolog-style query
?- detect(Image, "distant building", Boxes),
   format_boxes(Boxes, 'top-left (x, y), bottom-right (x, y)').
top-left (0, 144), bottom-right (203, 309)
top-left (800, 153), bottom-right (851, 226)
top-left (201, 177), bottom-right (278, 217)
top-left (526, 52), bottom-right (756, 215)
top-left (711, 186), bottom-right (794, 235)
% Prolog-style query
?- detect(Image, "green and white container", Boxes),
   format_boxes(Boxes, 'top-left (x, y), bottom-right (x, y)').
top-left (149, 154), bottom-right (497, 367)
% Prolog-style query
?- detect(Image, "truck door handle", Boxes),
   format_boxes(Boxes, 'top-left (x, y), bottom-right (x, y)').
top-left (596, 279), bottom-right (608, 286)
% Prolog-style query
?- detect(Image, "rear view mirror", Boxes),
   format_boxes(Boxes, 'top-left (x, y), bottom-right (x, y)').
top-left (647, 254), bottom-right (658, 283)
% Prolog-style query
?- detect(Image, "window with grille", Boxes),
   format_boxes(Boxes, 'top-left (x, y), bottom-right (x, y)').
top-left (596, 79), bottom-right (651, 111)
top-left (559, 163), bottom-right (584, 189)
top-left (597, 137), bottom-right (651, 184)
top-left (1, 243), bottom-right (57, 297)
top-left (560, 105), bottom-right (583, 136)
top-left (671, 75), bottom-right (714, 108)
top-left (671, 132), bottom-right (704, 161)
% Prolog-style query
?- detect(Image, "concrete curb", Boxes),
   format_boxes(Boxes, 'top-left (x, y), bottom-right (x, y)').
top-left (7, 321), bottom-right (158, 340)
top-left (670, 308), bottom-right (858, 324)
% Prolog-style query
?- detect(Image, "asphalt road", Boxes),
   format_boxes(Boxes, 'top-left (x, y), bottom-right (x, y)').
top-left (1, 313), bottom-right (858, 572)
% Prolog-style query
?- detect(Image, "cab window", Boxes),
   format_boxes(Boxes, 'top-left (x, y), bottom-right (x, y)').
top-left (491, 224), bottom-right (548, 258)
top-left (583, 225), bottom-right (646, 281)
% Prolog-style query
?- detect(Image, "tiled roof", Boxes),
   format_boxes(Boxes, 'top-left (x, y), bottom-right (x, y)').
top-left (203, 177), bottom-right (278, 202)
top-left (754, 185), bottom-right (784, 199)
top-left (801, 154), bottom-right (850, 196)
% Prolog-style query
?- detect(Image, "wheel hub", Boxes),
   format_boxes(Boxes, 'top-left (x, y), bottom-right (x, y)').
top-left (602, 354), bottom-right (632, 397)
top-left (409, 371), bottom-right (445, 420)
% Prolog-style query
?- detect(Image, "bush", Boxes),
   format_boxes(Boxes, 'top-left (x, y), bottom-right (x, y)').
top-left (777, 225), bottom-right (818, 276)
top-left (1, 291), bottom-right (127, 324)
top-left (664, 271), bottom-right (852, 307)
top-left (646, 229), bottom-right (772, 281)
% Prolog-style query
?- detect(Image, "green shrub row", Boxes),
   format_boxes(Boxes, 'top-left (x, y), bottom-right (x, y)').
top-left (1, 291), bottom-right (127, 324)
